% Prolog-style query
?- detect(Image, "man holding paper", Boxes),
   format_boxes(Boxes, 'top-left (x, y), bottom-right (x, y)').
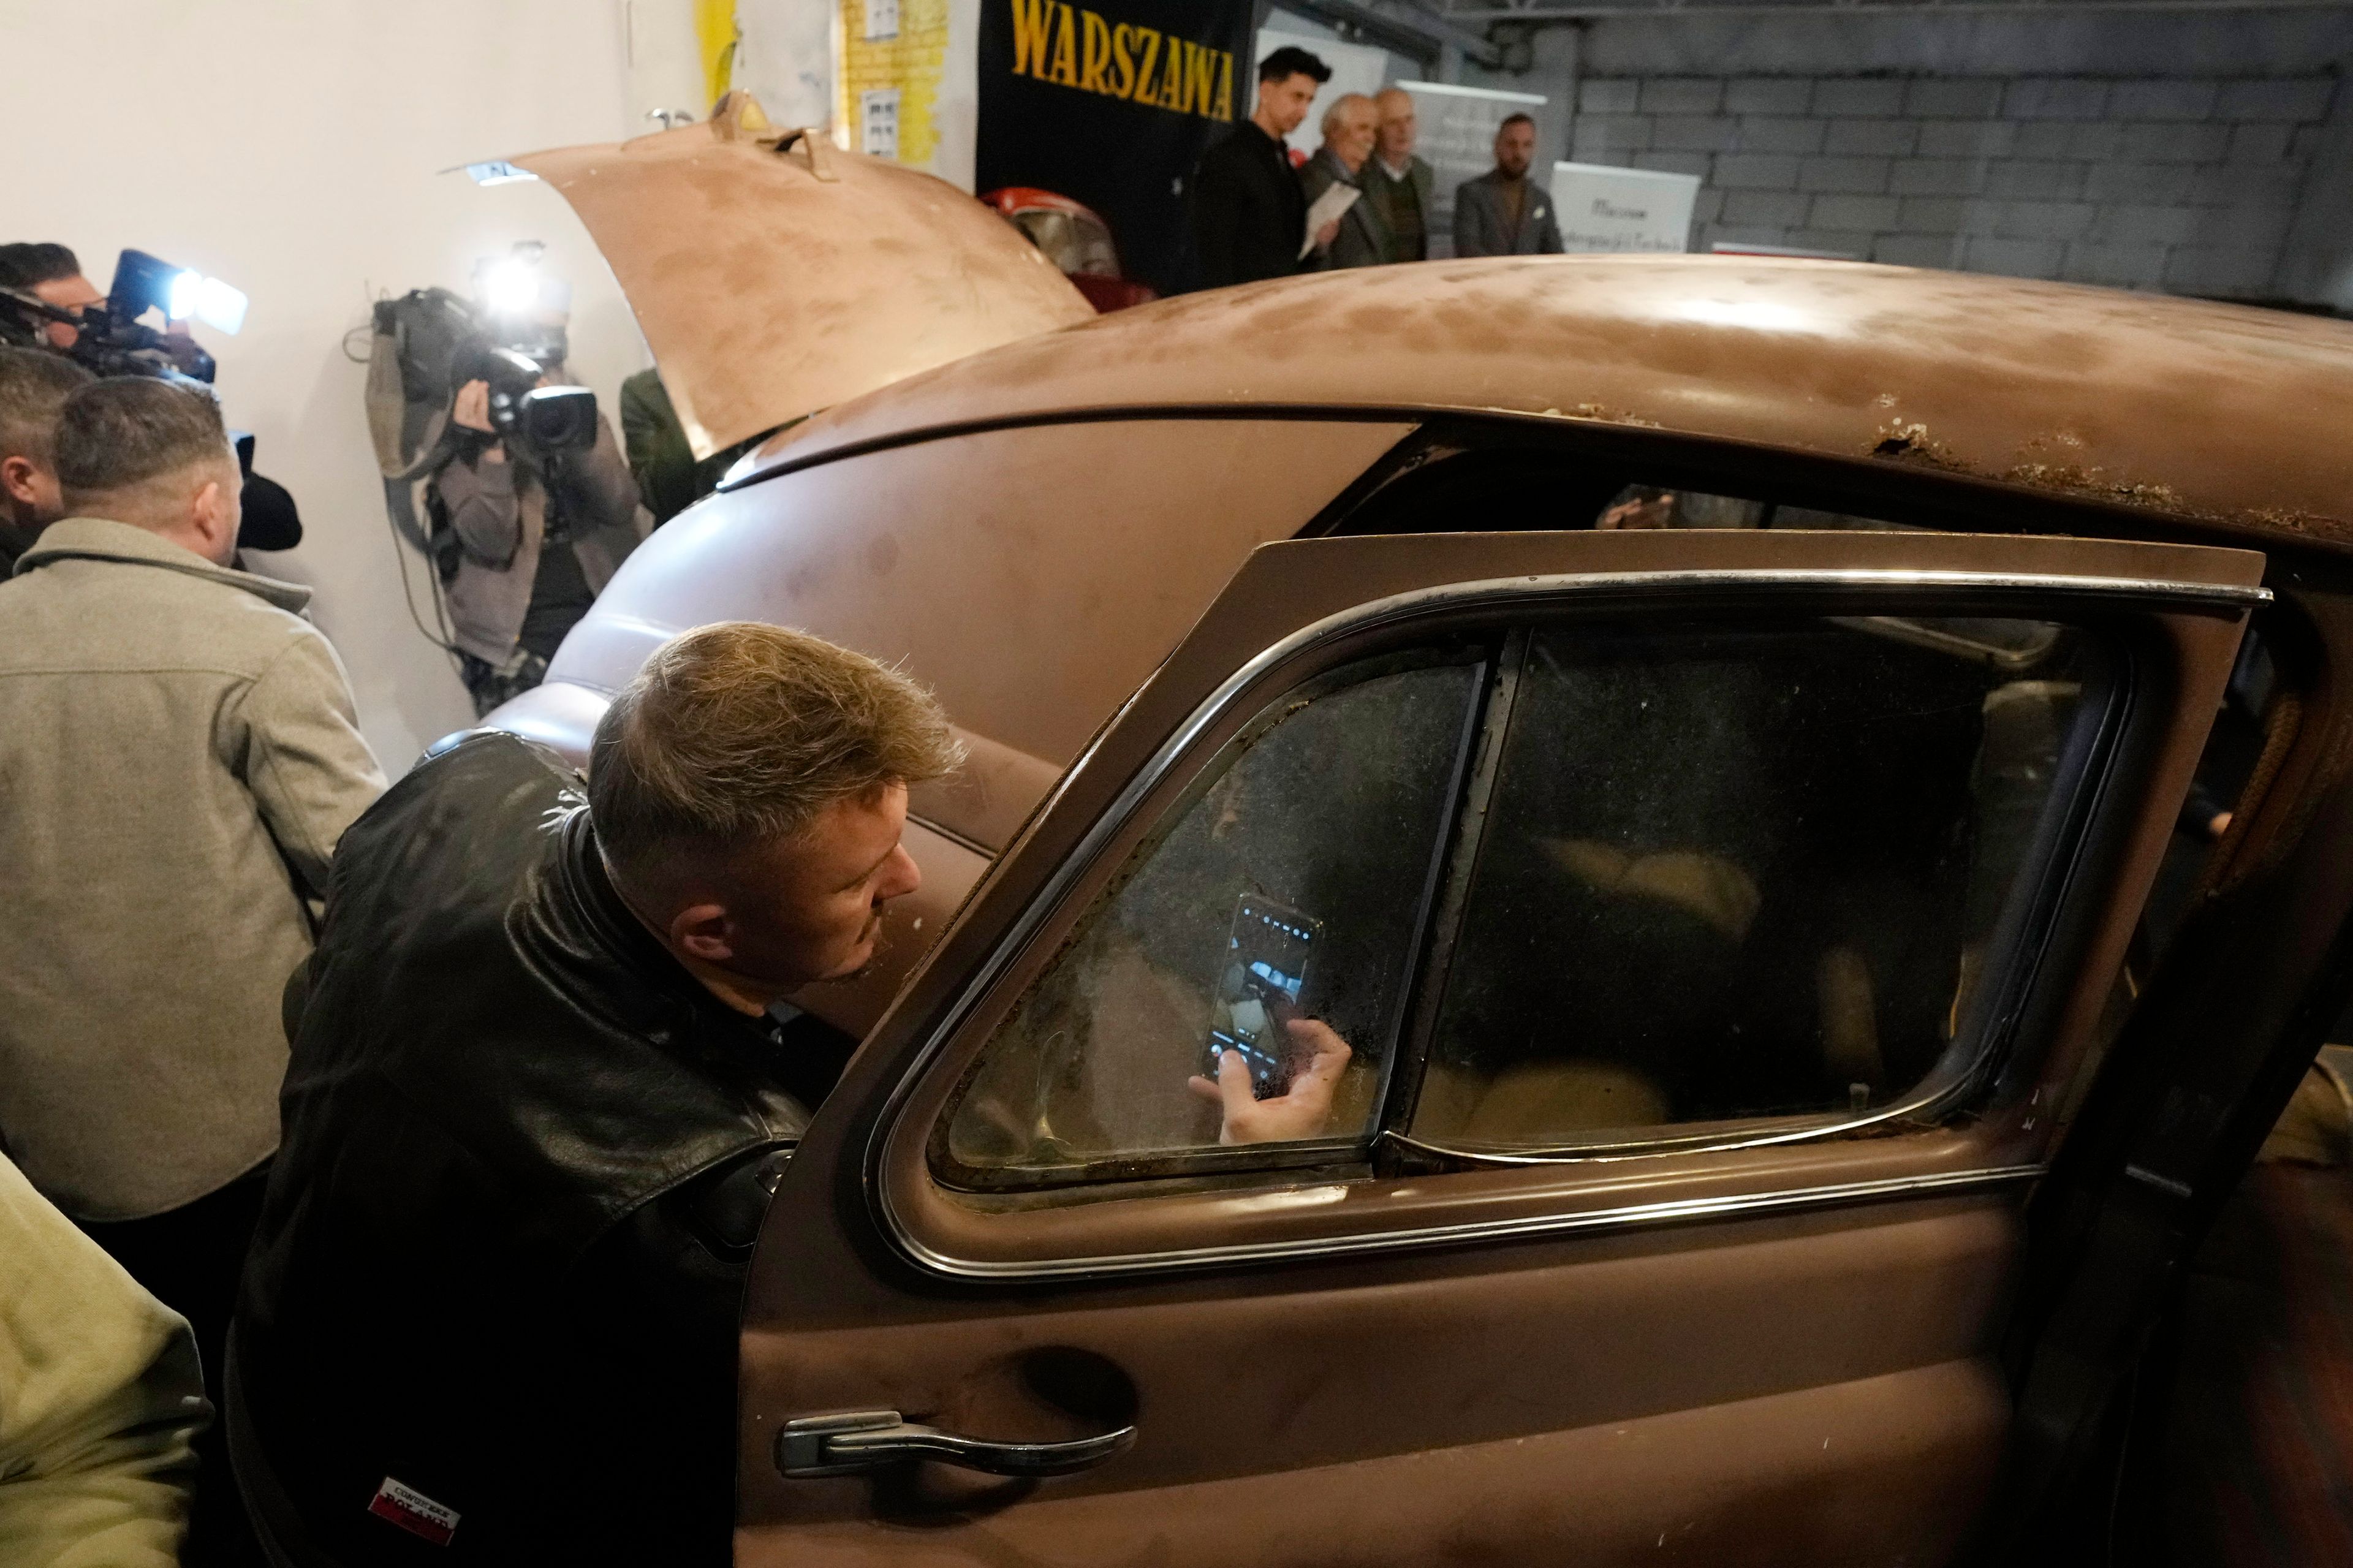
top-left (1189, 45), bottom-right (1334, 289)
top-left (1299, 94), bottom-right (1382, 270)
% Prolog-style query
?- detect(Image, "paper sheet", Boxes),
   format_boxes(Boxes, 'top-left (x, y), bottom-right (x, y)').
top-left (1301, 183), bottom-right (1363, 259)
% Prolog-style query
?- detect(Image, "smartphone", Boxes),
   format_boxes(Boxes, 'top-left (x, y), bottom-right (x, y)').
top-left (1204, 893), bottom-right (1323, 1096)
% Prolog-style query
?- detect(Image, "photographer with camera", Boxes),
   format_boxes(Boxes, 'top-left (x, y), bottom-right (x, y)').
top-left (0, 243), bottom-right (102, 352)
top-left (426, 330), bottom-right (648, 714)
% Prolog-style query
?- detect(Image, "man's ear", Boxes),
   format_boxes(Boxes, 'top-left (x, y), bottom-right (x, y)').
top-left (191, 476), bottom-right (233, 551)
top-left (668, 900), bottom-right (737, 966)
top-left (0, 455), bottom-right (36, 506)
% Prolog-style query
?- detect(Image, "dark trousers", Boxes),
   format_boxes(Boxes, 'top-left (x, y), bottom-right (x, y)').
top-left (81, 1164), bottom-right (273, 1567)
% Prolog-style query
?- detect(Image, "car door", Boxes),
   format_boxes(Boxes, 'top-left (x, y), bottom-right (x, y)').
top-left (734, 526), bottom-right (2265, 1567)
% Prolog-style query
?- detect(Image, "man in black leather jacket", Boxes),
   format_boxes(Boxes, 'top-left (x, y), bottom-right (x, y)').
top-left (230, 622), bottom-right (961, 1566)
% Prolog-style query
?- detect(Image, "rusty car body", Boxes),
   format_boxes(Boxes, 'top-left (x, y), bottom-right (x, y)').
top-left (476, 115), bottom-right (2353, 1566)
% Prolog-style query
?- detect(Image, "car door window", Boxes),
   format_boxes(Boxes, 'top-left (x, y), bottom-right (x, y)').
top-left (1411, 615), bottom-right (2109, 1151)
top-left (938, 653), bottom-right (1482, 1187)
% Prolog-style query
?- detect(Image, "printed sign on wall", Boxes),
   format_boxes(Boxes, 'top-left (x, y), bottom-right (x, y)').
top-left (839, 0), bottom-right (946, 166)
top-left (977, 0), bottom-right (1257, 294)
top-left (1396, 80), bottom-right (1546, 259)
top-left (1548, 160), bottom-right (1700, 254)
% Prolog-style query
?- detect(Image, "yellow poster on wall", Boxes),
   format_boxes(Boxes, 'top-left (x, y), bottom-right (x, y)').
top-left (838, 0), bottom-right (950, 167)
top-left (695, 0), bottom-right (740, 107)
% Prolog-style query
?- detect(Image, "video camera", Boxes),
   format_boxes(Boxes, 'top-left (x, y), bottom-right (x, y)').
top-left (369, 243), bottom-right (596, 461)
top-left (453, 341), bottom-right (597, 453)
top-left (0, 248), bottom-right (240, 385)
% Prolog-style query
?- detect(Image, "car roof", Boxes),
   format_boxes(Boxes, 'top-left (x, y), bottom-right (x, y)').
top-left (737, 255), bottom-right (2353, 545)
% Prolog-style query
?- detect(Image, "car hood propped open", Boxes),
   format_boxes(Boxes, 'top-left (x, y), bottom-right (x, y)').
top-left (513, 99), bottom-right (1093, 460)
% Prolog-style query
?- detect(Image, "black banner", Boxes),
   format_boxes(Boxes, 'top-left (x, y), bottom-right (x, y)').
top-left (976, 0), bottom-right (1257, 296)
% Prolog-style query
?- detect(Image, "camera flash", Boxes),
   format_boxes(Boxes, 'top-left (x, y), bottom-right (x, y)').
top-left (195, 278), bottom-right (248, 336)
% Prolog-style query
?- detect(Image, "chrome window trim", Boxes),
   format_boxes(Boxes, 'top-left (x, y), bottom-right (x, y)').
top-left (870, 566), bottom-right (2264, 1281)
top-left (893, 1164), bottom-right (2047, 1282)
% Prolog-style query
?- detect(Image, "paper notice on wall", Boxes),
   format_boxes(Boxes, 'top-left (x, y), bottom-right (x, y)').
top-left (1395, 81), bottom-right (1546, 258)
top-left (1300, 181), bottom-right (1362, 258)
top-left (1253, 28), bottom-right (1390, 157)
top-left (1548, 161), bottom-right (1700, 254)
top-left (862, 87), bottom-right (902, 158)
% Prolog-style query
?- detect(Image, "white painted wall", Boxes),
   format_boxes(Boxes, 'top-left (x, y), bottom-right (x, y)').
top-left (738, 0), bottom-right (842, 131)
top-left (625, 0), bottom-right (712, 127)
top-left (0, 0), bottom-right (658, 771)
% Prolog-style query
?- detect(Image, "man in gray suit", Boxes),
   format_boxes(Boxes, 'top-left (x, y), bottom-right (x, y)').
top-left (1453, 113), bottom-right (1564, 257)
top-left (1300, 93), bottom-right (1384, 270)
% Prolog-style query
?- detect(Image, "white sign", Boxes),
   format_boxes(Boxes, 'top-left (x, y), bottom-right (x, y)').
top-left (864, 0), bottom-right (898, 39)
top-left (1253, 28), bottom-right (1391, 158)
top-left (1396, 80), bottom-right (1546, 258)
top-left (1548, 160), bottom-right (1699, 254)
top-left (860, 87), bottom-right (900, 159)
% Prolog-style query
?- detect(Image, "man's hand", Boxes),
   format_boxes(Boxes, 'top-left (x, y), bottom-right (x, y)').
top-left (452, 380), bottom-right (507, 464)
top-left (1188, 1019), bottom-right (1352, 1146)
top-left (453, 379), bottom-right (494, 433)
top-left (1314, 218), bottom-right (1342, 251)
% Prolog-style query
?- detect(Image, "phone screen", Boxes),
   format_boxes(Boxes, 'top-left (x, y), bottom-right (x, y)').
top-left (1205, 894), bottom-right (1323, 1095)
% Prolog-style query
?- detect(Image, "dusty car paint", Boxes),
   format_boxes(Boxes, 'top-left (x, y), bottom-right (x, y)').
top-left (513, 119), bottom-right (1092, 459)
top-left (734, 257), bottom-right (2353, 543)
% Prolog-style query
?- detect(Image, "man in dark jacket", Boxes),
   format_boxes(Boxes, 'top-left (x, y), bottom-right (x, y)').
top-left (231, 621), bottom-right (961, 1566)
top-left (1189, 44), bottom-right (1333, 289)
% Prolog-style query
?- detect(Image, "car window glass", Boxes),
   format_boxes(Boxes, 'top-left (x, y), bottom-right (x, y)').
top-left (1594, 485), bottom-right (1915, 533)
top-left (1412, 616), bottom-right (2103, 1151)
top-left (939, 656), bottom-right (1480, 1187)
top-left (1010, 209), bottom-right (1119, 278)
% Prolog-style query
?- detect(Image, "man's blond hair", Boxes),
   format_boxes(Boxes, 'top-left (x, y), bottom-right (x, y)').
top-left (589, 622), bottom-right (961, 884)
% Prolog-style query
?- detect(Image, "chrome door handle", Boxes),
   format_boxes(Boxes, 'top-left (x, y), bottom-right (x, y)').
top-left (776, 1409), bottom-right (1136, 1479)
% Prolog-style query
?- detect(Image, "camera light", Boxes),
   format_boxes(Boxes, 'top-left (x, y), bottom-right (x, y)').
top-left (195, 278), bottom-right (248, 336)
top-left (485, 256), bottom-right (542, 316)
top-left (162, 269), bottom-right (248, 335)
top-left (167, 269), bottom-right (202, 322)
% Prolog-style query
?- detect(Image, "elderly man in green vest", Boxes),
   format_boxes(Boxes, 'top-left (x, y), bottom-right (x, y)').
top-left (1360, 87), bottom-right (1436, 263)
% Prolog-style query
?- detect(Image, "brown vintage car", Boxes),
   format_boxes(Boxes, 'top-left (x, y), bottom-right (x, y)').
top-left (486, 115), bottom-right (2353, 1564)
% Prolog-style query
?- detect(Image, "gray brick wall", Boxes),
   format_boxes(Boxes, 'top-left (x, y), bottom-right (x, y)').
top-left (1566, 72), bottom-right (2341, 298)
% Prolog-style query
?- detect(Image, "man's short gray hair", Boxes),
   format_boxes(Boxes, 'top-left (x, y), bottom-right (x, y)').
top-left (1321, 92), bottom-right (1374, 140)
top-left (55, 377), bottom-right (231, 500)
top-left (0, 346), bottom-right (92, 468)
top-left (589, 621), bottom-right (963, 888)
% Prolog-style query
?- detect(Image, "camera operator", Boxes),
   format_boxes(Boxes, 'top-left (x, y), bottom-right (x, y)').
top-left (0, 345), bottom-right (91, 572)
top-left (431, 355), bottom-right (647, 714)
top-left (0, 243), bottom-right (102, 352)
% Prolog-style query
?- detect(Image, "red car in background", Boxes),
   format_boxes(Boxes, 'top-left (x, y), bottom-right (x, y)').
top-left (980, 186), bottom-right (1158, 313)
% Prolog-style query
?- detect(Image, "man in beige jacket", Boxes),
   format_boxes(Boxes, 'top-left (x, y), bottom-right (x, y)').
top-left (0, 376), bottom-right (387, 1560)
top-left (0, 1148), bottom-right (207, 1567)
